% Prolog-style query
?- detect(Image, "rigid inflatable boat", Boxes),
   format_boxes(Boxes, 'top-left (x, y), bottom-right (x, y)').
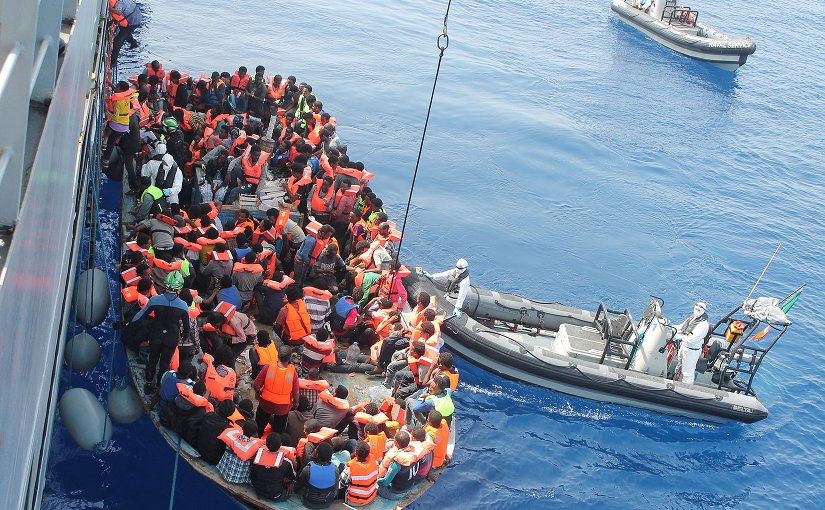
top-left (611, 0), bottom-right (756, 71)
top-left (405, 271), bottom-right (801, 423)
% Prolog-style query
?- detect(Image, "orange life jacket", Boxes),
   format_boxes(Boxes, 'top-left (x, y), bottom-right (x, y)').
top-left (174, 236), bottom-right (202, 253)
top-left (286, 167), bottom-right (312, 196)
top-left (109, 0), bottom-right (128, 26)
top-left (203, 353), bottom-right (237, 402)
top-left (121, 266), bottom-right (140, 286)
top-left (254, 343), bottom-right (279, 367)
top-left (318, 389), bottom-right (349, 411)
top-left (296, 427), bottom-right (337, 459)
top-left (345, 458), bottom-right (380, 505)
top-left (152, 258), bottom-right (182, 272)
top-left (233, 262), bottom-right (264, 274)
top-left (298, 378), bottom-right (331, 392)
top-left (283, 300), bottom-right (311, 343)
top-left (241, 148), bottom-right (270, 185)
top-left (424, 419), bottom-right (450, 468)
top-left (379, 397), bottom-right (406, 425)
top-left (218, 428), bottom-right (264, 461)
top-left (121, 286), bottom-right (150, 308)
top-left (177, 382), bottom-right (214, 413)
top-left (230, 72), bottom-right (250, 93)
top-left (211, 250), bottom-right (232, 261)
top-left (145, 62), bottom-right (165, 80)
top-left (310, 179), bottom-right (335, 214)
top-left (302, 335), bottom-right (336, 365)
top-left (366, 432), bottom-right (387, 465)
top-left (263, 275), bottom-right (295, 291)
top-left (252, 446), bottom-right (291, 468)
top-left (354, 411), bottom-right (389, 425)
top-left (260, 363), bottom-right (297, 405)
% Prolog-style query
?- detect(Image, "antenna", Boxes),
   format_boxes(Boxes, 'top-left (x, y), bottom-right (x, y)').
top-left (744, 243), bottom-right (781, 303)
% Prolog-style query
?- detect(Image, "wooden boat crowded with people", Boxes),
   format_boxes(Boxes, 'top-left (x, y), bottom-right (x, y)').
top-left (116, 80), bottom-right (455, 508)
top-left (404, 271), bottom-right (802, 423)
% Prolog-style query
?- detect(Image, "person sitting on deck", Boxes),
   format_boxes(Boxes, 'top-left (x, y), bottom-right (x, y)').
top-left (249, 330), bottom-right (277, 379)
top-left (294, 442), bottom-right (340, 508)
top-left (377, 430), bottom-right (425, 500)
top-left (195, 399), bottom-right (236, 465)
top-left (301, 328), bottom-right (336, 373)
top-left (411, 375), bottom-right (455, 428)
top-left (250, 432), bottom-right (297, 502)
top-left (274, 285), bottom-right (312, 347)
top-left (201, 345), bottom-right (237, 403)
top-left (303, 282), bottom-right (333, 333)
top-left (286, 395), bottom-right (314, 448)
top-left (311, 385), bottom-right (354, 432)
top-left (299, 368), bottom-right (331, 408)
top-left (410, 427), bottom-right (434, 480)
top-left (308, 243), bottom-right (345, 294)
top-left (364, 422), bottom-right (388, 465)
top-left (341, 440), bottom-right (379, 506)
top-left (216, 421), bottom-right (263, 484)
top-left (424, 410), bottom-right (451, 471)
top-left (232, 251), bottom-right (264, 309)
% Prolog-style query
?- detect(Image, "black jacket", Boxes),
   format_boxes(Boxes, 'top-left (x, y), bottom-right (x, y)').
top-left (195, 412), bottom-right (229, 465)
top-left (250, 456), bottom-right (296, 500)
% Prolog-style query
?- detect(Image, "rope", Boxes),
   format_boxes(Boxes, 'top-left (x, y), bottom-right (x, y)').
top-left (168, 434), bottom-right (183, 510)
top-left (390, 0), bottom-right (452, 289)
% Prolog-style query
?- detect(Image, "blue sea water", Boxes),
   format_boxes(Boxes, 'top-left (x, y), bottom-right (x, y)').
top-left (44, 0), bottom-right (825, 508)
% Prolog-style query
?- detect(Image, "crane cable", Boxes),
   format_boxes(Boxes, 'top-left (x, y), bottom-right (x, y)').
top-left (390, 0), bottom-right (452, 294)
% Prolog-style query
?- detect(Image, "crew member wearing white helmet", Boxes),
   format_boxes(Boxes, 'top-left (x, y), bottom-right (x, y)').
top-left (673, 301), bottom-right (710, 385)
top-left (425, 259), bottom-right (470, 318)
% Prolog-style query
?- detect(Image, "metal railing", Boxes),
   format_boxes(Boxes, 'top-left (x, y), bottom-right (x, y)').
top-left (0, 0), bottom-right (110, 508)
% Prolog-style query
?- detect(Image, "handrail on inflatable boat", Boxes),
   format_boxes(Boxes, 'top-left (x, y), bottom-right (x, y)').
top-left (594, 304), bottom-right (641, 370)
top-left (704, 289), bottom-right (798, 395)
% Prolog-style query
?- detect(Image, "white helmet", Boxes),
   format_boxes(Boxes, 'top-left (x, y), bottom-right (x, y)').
top-left (455, 258), bottom-right (468, 270)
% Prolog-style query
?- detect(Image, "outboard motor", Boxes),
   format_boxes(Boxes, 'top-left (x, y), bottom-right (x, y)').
top-left (630, 298), bottom-right (671, 377)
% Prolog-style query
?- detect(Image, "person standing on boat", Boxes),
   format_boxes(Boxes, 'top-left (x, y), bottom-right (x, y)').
top-left (673, 302), bottom-right (710, 385)
top-left (424, 258), bottom-right (470, 317)
top-left (130, 271), bottom-right (191, 393)
top-left (108, 0), bottom-right (142, 67)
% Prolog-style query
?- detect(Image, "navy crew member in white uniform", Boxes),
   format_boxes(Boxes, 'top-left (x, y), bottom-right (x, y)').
top-left (426, 258), bottom-right (470, 318)
top-left (673, 301), bottom-right (710, 385)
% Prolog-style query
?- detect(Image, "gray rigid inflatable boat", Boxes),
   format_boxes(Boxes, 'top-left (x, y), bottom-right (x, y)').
top-left (404, 271), bottom-right (779, 423)
top-left (611, 0), bottom-right (756, 71)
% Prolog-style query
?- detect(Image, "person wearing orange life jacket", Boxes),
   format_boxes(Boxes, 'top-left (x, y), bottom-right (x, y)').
top-left (311, 385), bottom-right (354, 432)
top-left (249, 331), bottom-right (278, 379)
top-left (249, 432), bottom-right (297, 501)
top-left (424, 410), bottom-right (451, 470)
top-left (302, 282), bottom-right (332, 333)
top-left (376, 430), bottom-right (425, 498)
top-left (298, 368), bottom-right (331, 409)
top-left (228, 66), bottom-right (250, 113)
top-left (301, 328), bottom-right (336, 373)
top-left (293, 224), bottom-right (335, 287)
top-left (216, 421), bottom-right (263, 484)
top-left (143, 60), bottom-right (165, 81)
top-left (275, 286), bottom-right (312, 346)
top-left (232, 251), bottom-right (264, 307)
top-left (165, 70), bottom-right (189, 109)
top-left (122, 276), bottom-right (153, 323)
top-left (254, 346), bottom-right (299, 435)
top-left (308, 176), bottom-right (336, 224)
top-left (342, 441), bottom-right (380, 506)
top-left (109, 0), bottom-right (142, 66)
top-left (225, 144), bottom-right (270, 205)
top-left (202, 346), bottom-right (238, 403)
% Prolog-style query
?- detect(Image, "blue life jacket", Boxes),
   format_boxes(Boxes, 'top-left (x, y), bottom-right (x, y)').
top-left (303, 462), bottom-right (337, 505)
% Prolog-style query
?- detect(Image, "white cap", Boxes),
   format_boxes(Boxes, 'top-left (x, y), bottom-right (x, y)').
top-left (155, 143), bottom-right (167, 155)
top-left (695, 302), bottom-right (707, 311)
top-left (455, 258), bottom-right (468, 270)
